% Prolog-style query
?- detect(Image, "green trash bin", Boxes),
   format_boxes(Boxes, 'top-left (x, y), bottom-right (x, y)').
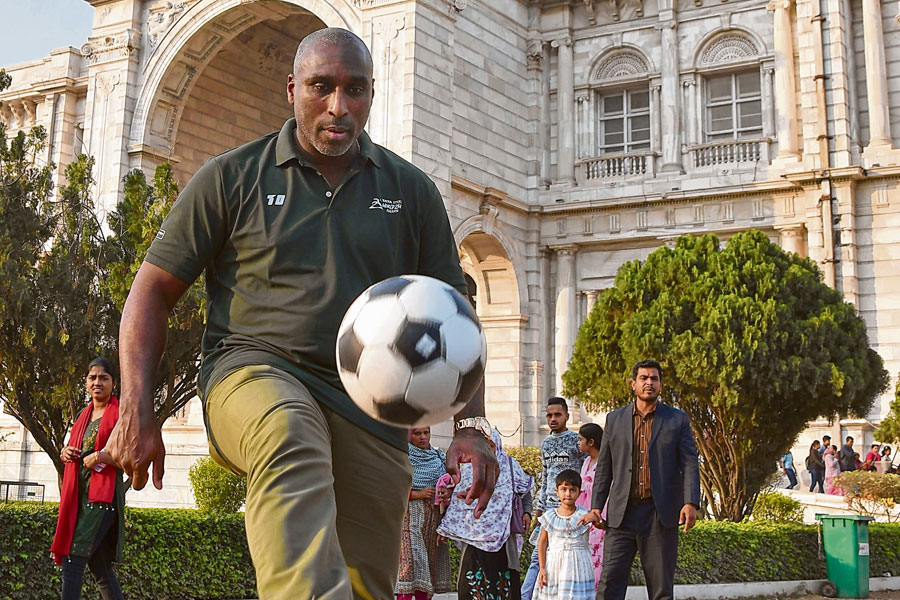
top-left (816, 514), bottom-right (875, 598)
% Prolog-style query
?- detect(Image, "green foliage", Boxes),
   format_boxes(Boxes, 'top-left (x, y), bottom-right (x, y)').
top-left (103, 166), bottom-right (206, 425)
top-left (751, 491), bottom-right (805, 523)
top-left (0, 502), bottom-right (256, 600)
top-left (0, 100), bottom-right (118, 480)
top-left (874, 373), bottom-right (900, 446)
top-left (506, 445), bottom-right (542, 481)
top-left (563, 231), bottom-right (888, 521)
top-left (189, 457), bottom-right (247, 513)
top-left (833, 471), bottom-right (900, 522)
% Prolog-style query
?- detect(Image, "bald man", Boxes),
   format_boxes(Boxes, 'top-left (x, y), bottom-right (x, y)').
top-left (106, 28), bottom-right (497, 599)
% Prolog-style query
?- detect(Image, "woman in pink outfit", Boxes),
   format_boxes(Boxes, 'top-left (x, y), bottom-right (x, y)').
top-left (575, 423), bottom-right (605, 589)
top-left (824, 444), bottom-right (842, 495)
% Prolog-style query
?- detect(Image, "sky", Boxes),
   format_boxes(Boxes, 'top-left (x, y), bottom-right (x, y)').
top-left (0, 0), bottom-right (95, 67)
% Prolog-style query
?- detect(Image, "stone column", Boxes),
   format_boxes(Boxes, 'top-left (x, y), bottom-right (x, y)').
top-left (762, 66), bottom-right (776, 139)
top-left (553, 245), bottom-right (579, 396)
top-left (554, 37), bottom-right (576, 184)
top-left (862, 0), bottom-right (893, 150)
top-left (768, 0), bottom-right (800, 159)
top-left (585, 290), bottom-right (598, 315)
top-left (541, 42), bottom-right (552, 187)
top-left (683, 78), bottom-right (697, 145)
top-left (577, 93), bottom-right (590, 159)
top-left (541, 248), bottom-right (554, 397)
top-left (777, 225), bottom-right (808, 257)
top-left (659, 21), bottom-right (683, 172)
top-left (650, 82), bottom-right (662, 152)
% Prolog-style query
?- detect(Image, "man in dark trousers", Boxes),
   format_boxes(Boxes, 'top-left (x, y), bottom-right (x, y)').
top-left (840, 436), bottom-right (857, 472)
top-left (579, 359), bottom-right (700, 600)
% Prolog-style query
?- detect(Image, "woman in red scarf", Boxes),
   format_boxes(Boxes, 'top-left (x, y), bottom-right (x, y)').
top-left (50, 357), bottom-right (125, 600)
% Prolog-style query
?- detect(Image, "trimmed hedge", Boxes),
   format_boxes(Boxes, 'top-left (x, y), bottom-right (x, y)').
top-left (2, 502), bottom-right (899, 599)
top-left (0, 502), bottom-right (255, 600)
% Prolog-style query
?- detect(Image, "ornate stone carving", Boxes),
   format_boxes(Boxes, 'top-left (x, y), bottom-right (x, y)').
top-left (699, 34), bottom-right (758, 65)
top-left (258, 42), bottom-right (285, 73)
top-left (82, 30), bottom-right (140, 64)
top-left (147, 1), bottom-right (194, 50)
top-left (584, 0), bottom-right (597, 25)
top-left (479, 199), bottom-right (500, 235)
top-left (526, 39), bottom-right (543, 71)
top-left (592, 50), bottom-right (649, 82)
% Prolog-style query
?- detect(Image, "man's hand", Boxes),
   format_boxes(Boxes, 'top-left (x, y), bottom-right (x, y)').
top-left (104, 406), bottom-right (166, 490)
top-left (522, 512), bottom-right (531, 533)
top-left (445, 428), bottom-right (498, 519)
top-left (679, 504), bottom-right (697, 532)
top-left (578, 508), bottom-right (606, 529)
top-left (60, 446), bottom-right (81, 463)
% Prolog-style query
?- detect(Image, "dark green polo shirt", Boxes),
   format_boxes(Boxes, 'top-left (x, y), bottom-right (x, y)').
top-left (145, 118), bottom-right (466, 449)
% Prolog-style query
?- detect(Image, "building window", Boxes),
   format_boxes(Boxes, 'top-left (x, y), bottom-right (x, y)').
top-left (597, 88), bottom-right (651, 154)
top-left (704, 70), bottom-right (762, 141)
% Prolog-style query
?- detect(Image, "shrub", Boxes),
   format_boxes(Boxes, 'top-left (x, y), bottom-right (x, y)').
top-left (0, 502), bottom-right (255, 600)
top-left (506, 446), bottom-right (541, 478)
top-left (751, 491), bottom-right (805, 523)
top-left (188, 456), bottom-right (247, 513)
top-left (833, 471), bottom-right (900, 522)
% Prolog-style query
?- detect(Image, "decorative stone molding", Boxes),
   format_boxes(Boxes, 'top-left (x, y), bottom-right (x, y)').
top-left (592, 50), bottom-right (650, 82)
top-left (479, 199), bottom-right (501, 235)
top-left (81, 29), bottom-right (141, 64)
top-left (698, 34), bottom-right (758, 65)
top-left (526, 39), bottom-right (544, 71)
top-left (147, 1), bottom-right (195, 51)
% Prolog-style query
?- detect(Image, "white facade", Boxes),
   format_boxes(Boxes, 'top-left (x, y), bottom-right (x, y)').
top-left (1, 0), bottom-right (899, 507)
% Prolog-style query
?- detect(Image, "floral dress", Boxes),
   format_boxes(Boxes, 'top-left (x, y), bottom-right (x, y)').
top-left (536, 507), bottom-right (594, 600)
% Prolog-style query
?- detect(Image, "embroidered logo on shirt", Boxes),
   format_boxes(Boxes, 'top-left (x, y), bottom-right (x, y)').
top-left (156, 229), bottom-right (165, 240)
top-left (267, 194), bottom-right (286, 206)
top-left (369, 197), bottom-right (402, 213)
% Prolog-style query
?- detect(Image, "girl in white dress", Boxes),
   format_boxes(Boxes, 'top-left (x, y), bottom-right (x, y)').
top-left (536, 469), bottom-right (594, 600)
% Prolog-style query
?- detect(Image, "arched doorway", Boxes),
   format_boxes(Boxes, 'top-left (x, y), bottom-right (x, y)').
top-left (458, 231), bottom-right (528, 444)
top-left (128, 0), bottom-right (357, 184)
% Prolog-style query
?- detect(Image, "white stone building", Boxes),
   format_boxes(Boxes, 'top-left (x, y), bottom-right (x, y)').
top-left (1, 0), bottom-right (899, 506)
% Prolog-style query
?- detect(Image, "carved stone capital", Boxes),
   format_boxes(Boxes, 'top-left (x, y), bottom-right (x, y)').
top-left (766, 0), bottom-right (792, 11)
top-left (82, 29), bottom-right (140, 64)
top-left (550, 243), bottom-right (579, 256)
top-left (551, 37), bottom-right (573, 49)
top-left (526, 38), bottom-right (544, 71)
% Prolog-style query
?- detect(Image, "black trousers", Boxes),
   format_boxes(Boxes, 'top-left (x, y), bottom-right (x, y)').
top-left (596, 500), bottom-right (678, 600)
top-left (60, 509), bottom-right (123, 600)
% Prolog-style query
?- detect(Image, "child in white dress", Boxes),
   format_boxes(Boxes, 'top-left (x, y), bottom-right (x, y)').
top-left (536, 469), bottom-right (594, 600)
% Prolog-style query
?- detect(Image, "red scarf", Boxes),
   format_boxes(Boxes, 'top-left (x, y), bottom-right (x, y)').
top-left (50, 395), bottom-right (119, 564)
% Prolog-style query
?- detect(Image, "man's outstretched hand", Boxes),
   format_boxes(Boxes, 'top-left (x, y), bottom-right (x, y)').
top-left (445, 428), bottom-right (499, 519)
top-left (104, 405), bottom-right (166, 491)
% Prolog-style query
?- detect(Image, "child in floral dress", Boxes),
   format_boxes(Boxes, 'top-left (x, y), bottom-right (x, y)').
top-left (536, 470), bottom-right (594, 600)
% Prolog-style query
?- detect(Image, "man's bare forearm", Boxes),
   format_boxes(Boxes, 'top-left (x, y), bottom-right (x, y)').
top-left (454, 380), bottom-right (486, 420)
top-left (118, 262), bottom-right (190, 417)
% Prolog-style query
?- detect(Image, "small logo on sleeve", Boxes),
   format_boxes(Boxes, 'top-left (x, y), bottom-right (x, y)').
top-left (369, 197), bottom-right (402, 213)
top-left (267, 194), bottom-right (286, 206)
top-left (155, 229), bottom-right (166, 240)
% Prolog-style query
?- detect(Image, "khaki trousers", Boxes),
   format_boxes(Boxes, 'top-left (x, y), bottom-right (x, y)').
top-left (204, 364), bottom-right (413, 600)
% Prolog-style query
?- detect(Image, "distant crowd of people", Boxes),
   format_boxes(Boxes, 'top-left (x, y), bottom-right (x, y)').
top-left (779, 435), bottom-right (896, 495)
top-left (398, 359), bottom-right (700, 600)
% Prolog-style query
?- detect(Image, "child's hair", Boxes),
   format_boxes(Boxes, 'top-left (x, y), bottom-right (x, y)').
top-left (555, 469), bottom-right (581, 489)
top-left (579, 423), bottom-right (603, 449)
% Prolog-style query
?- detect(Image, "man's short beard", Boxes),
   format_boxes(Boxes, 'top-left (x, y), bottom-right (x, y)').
top-left (313, 136), bottom-right (356, 157)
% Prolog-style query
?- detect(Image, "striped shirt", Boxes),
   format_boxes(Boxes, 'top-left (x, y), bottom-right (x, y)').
top-left (630, 401), bottom-right (656, 501)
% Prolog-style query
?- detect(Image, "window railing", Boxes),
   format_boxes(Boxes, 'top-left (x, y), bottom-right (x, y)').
top-left (577, 151), bottom-right (656, 181)
top-left (687, 138), bottom-right (769, 168)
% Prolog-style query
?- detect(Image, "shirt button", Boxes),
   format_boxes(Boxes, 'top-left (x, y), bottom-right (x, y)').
top-left (325, 191), bottom-right (332, 198)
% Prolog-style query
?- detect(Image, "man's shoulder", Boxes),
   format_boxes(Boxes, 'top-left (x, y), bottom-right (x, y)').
top-left (211, 130), bottom-right (279, 167)
top-left (368, 139), bottom-right (438, 190)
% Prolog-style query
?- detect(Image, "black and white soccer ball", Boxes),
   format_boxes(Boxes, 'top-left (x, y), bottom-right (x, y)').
top-left (336, 275), bottom-right (487, 428)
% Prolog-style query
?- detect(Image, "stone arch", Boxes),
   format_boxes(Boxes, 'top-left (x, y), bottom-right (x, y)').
top-left (588, 45), bottom-right (654, 86)
top-left (128, 0), bottom-right (358, 181)
top-left (454, 222), bottom-right (527, 436)
top-left (692, 28), bottom-right (767, 69)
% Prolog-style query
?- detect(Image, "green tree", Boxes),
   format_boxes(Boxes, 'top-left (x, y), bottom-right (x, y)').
top-left (103, 165), bottom-right (206, 424)
top-left (0, 68), bottom-right (118, 479)
top-left (563, 231), bottom-right (888, 521)
top-left (874, 374), bottom-right (900, 447)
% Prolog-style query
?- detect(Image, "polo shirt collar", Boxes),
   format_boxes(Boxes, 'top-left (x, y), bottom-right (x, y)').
top-left (275, 118), bottom-right (382, 169)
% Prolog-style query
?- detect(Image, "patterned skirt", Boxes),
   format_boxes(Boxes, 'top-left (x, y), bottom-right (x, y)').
top-left (457, 543), bottom-right (521, 600)
top-left (396, 499), bottom-right (452, 595)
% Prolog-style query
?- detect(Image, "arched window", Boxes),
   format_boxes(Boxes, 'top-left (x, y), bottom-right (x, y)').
top-left (696, 33), bottom-right (763, 142)
top-left (590, 49), bottom-right (652, 156)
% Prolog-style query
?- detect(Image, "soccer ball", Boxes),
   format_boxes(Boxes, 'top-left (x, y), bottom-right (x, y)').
top-left (336, 275), bottom-right (487, 428)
